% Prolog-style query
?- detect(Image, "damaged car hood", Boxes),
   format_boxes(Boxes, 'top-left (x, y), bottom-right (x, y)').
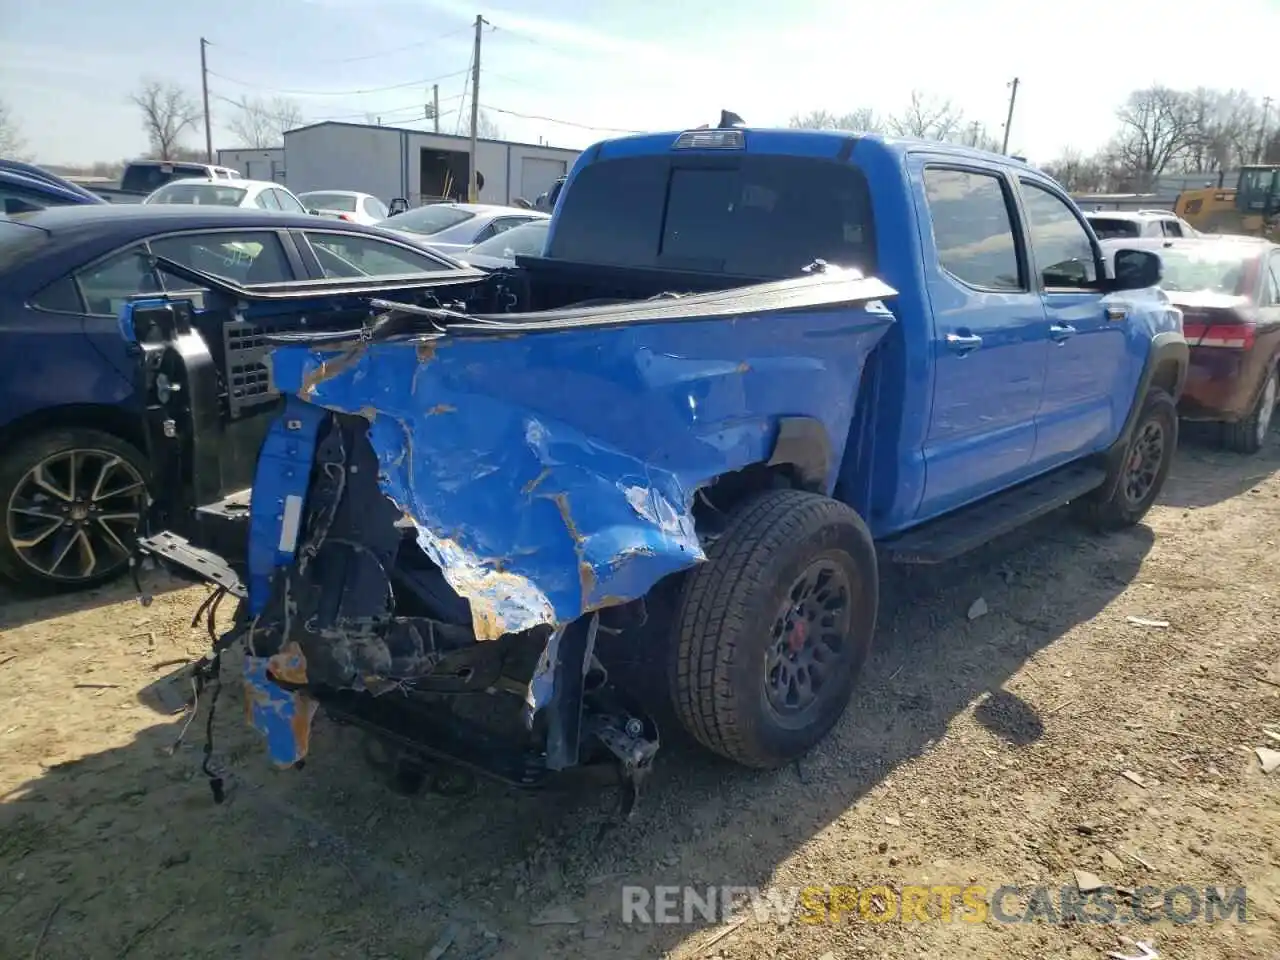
top-left (260, 271), bottom-right (898, 639)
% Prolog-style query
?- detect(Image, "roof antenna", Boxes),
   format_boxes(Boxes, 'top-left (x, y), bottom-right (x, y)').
top-left (718, 110), bottom-right (745, 128)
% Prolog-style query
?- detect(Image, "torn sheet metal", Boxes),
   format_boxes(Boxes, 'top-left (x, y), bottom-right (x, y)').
top-left (265, 279), bottom-right (896, 638)
top-left (243, 652), bottom-right (318, 766)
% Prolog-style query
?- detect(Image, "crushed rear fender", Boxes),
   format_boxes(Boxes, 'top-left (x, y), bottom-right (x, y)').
top-left (254, 270), bottom-right (898, 638)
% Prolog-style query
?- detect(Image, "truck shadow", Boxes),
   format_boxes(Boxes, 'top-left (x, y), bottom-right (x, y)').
top-left (0, 504), bottom-right (1155, 958)
top-left (1157, 428), bottom-right (1280, 508)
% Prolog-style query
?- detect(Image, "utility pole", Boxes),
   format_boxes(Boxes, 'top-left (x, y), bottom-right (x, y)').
top-left (469, 14), bottom-right (486, 202)
top-left (433, 83), bottom-right (440, 134)
top-left (200, 38), bottom-right (213, 163)
top-left (1000, 77), bottom-right (1019, 156)
top-left (1257, 96), bottom-right (1273, 163)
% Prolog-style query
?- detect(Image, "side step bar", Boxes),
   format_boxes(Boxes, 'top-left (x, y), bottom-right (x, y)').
top-left (880, 463), bottom-right (1106, 564)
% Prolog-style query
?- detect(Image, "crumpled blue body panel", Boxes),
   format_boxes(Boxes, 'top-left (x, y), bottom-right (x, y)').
top-left (267, 302), bottom-right (895, 638)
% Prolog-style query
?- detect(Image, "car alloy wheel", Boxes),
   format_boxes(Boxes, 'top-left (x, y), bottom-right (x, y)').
top-left (6, 448), bottom-right (147, 583)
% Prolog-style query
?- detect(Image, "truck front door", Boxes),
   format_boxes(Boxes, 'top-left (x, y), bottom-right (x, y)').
top-left (915, 163), bottom-right (1049, 520)
top-left (1016, 179), bottom-right (1130, 465)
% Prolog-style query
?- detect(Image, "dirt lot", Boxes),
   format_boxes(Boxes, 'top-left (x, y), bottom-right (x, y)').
top-left (2, 437), bottom-right (1280, 960)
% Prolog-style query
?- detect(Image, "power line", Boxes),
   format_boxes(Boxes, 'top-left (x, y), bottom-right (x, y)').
top-left (203, 25), bottom-right (473, 66)
top-left (205, 67), bottom-right (469, 98)
top-left (209, 89), bottom-right (461, 125)
top-left (480, 104), bottom-right (643, 134)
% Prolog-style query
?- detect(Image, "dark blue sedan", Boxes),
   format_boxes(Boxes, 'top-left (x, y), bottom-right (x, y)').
top-left (0, 204), bottom-right (470, 589)
top-left (0, 159), bottom-right (106, 213)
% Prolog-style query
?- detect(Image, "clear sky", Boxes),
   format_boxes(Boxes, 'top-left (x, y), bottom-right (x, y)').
top-left (3, 0), bottom-right (1279, 166)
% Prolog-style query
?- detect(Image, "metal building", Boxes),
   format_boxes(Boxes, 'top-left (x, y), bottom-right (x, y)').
top-left (216, 147), bottom-right (287, 183)
top-left (278, 121), bottom-right (580, 207)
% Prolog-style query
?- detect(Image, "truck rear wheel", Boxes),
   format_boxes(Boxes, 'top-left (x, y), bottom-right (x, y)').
top-left (670, 489), bottom-right (877, 768)
top-left (1076, 388), bottom-right (1177, 530)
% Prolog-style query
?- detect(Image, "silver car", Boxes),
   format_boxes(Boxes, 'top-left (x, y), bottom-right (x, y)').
top-left (379, 202), bottom-right (549, 256)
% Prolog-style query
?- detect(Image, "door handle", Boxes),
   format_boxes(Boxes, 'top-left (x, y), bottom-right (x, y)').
top-left (946, 332), bottom-right (983, 354)
top-left (1049, 323), bottom-right (1077, 343)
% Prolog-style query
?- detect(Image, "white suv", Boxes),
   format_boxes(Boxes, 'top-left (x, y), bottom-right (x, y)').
top-left (1084, 209), bottom-right (1199, 240)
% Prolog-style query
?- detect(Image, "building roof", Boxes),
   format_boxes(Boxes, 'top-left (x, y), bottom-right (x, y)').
top-left (282, 120), bottom-right (580, 155)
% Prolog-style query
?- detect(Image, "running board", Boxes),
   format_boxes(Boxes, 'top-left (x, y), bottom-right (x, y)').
top-left (880, 464), bottom-right (1106, 564)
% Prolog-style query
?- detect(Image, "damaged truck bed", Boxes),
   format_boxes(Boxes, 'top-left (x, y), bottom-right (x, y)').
top-left (129, 123), bottom-right (1184, 813)
top-left (130, 263), bottom-right (896, 810)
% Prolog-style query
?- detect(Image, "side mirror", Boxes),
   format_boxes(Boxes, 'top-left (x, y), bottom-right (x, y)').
top-left (387, 197), bottom-right (409, 216)
top-left (1112, 249), bottom-right (1162, 291)
top-left (4, 197), bottom-right (45, 215)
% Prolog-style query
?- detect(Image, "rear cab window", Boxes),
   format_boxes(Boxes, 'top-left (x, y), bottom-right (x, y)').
top-left (548, 154), bottom-right (876, 279)
top-left (121, 163), bottom-right (214, 194)
top-left (922, 168), bottom-right (1023, 291)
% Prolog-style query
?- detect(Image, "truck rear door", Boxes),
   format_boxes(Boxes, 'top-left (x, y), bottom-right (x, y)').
top-left (913, 160), bottom-right (1049, 520)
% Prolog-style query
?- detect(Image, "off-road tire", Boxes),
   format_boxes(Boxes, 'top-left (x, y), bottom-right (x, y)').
top-left (1222, 366), bottom-right (1278, 455)
top-left (0, 428), bottom-right (149, 592)
top-left (1076, 388), bottom-right (1177, 531)
top-left (670, 489), bottom-right (878, 768)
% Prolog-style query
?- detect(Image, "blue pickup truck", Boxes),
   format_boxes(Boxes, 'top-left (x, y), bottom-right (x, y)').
top-left (132, 123), bottom-right (1186, 807)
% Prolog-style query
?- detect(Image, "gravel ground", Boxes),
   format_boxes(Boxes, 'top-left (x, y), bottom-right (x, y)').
top-left (1, 437), bottom-right (1278, 960)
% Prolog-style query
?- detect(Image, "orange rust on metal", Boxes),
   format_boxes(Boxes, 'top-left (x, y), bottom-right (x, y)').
top-left (416, 339), bottom-right (437, 362)
top-left (426, 404), bottom-right (456, 415)
top-left (736, 361), bottom-right (750, 373)
top-left (267, 641), bottom-right (309, 685)
top-left (300, 345), bottom-right (365, 397)
top-left (522, 467), bottom-right (552, 495)
top-left (358, 406), bottom-right (378, 421)
top-left (288, 693), bottom-right (319, 765)
top-left (548, 491), bottom-right (595, 609)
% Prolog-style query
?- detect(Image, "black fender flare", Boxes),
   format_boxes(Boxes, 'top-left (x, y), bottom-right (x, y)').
top-left (767, 416), bottom-right (833, 491)
top-left (1100, 331), bottom-right (1188, 493)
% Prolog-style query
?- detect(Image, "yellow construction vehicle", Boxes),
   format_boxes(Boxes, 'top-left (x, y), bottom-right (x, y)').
top-left (1174, 165), bottom-right (1280, 239)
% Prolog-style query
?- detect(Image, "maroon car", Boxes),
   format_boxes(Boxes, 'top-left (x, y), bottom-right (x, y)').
top-left (1105, 236), bottom-right (1280, 453)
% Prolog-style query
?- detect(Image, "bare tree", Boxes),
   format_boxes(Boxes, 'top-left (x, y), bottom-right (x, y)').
top-left (1041, 147), bottom-right (1118, 193)
top-left (888, 90), bottom-right (962, 142)
top-left (475, 109), bottom-right (502, 139)
top-left (1111, 86), bottom-right (1198, 189)
top-left (1182, 87), bottom-right (1261, 172)
top-left (788, 108), bottom-right (882, 133)
top-left (957, 121), bottom-right (1002, 153)
top-left (228, 96), bottom-right (304, 148)
top-left (130, 79), bottom-right (202, 160)
top-left (0, 99), bottom-right (27, 158)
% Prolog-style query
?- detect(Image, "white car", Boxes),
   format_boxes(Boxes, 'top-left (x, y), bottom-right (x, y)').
top-left (298, 190), bottom-right (389, 225)
top-left (457, 218), bottom-right (550, 270)
top-left (380, 202), bottom-right (550, 256)
top-left (142, 177), bottom-right (312, 214)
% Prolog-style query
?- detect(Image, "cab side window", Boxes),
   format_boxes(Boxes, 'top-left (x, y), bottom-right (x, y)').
top-left (1019, 182), bottom-right (1098, 289)
top-left (923, 168), bottom-right (1024, 291)
top-left (75, 246), bottom-right (163, 316)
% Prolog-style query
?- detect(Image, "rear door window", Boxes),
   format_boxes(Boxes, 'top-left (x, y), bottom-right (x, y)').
top-left (304, 232), bottom-right (453, 278)
top-left (150, 231), bottom-right (293, 287)
top-left (273, 189), bottom-right (306, 214)
top-left (76, 245), bottom-right (163, 316)
top-left (923, 168), bottom-right (1023, 291)
top-left (548, 155), bottom-right (876, 278)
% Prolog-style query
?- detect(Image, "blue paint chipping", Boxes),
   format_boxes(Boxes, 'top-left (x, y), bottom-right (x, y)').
top-left (243, 655), bottom-right (315, 767)
top-left (262, 301), bottom-right (896, 635)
